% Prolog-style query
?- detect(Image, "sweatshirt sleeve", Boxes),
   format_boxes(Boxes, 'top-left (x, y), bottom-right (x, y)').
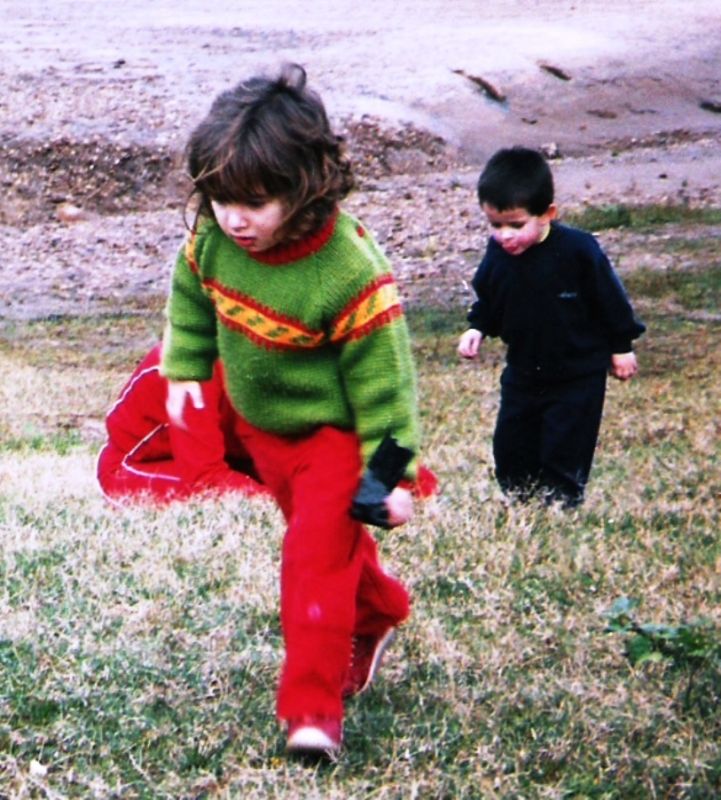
top-left (466, 250), bottom-right (499, 336)
top-left (161, 232), bottom-right (219, 381)
top-left (585, 237), bottom-right (646, 353)
top-left (466, 294), bottom-right (486, 333)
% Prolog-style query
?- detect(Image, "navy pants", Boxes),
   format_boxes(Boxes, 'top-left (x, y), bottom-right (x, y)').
top-left (493, 367), bottom-right (607, 507)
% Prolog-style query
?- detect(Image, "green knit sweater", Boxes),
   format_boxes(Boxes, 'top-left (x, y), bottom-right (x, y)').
top-left (161, 210), bottom-right (420, 474)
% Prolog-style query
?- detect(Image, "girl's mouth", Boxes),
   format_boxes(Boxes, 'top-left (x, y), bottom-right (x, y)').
top-left (233, 236), bottom-right (255, 248)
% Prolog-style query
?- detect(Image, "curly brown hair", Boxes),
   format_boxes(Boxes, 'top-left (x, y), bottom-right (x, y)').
top-left (186, 63), bottom-right (354, 241)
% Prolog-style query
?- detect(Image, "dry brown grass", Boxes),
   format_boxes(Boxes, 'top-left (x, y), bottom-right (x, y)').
top-left (0, 232), bottom-right (720, 798)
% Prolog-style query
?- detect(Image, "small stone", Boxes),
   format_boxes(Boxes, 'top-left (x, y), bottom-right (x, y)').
top-left (541, 142), bottom-right (561, 159)
top-left (56, 203), bottom-right (86, 223)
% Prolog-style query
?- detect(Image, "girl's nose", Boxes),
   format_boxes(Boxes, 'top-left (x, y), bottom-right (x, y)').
top-left (227, 207), bottom-right (248, 230)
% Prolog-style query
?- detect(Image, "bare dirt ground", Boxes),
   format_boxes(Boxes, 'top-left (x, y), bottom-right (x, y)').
top-left (1, 0), bottom-right (720, 321)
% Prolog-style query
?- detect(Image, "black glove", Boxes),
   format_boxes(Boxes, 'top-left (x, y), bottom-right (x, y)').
top-left (350, 434), bottom-right (413, 528)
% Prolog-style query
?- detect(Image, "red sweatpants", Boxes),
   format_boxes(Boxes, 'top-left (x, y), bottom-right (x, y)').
top-left (233, 417), bottom-right (411, 722)
top-left (96, 345), bottom-right (266, 504)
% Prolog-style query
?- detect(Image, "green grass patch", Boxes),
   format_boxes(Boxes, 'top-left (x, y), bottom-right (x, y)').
top-left (623, 263), bottom-right (721, 311)
top-left (565, 203), bottom-right (721, 231)
top-left (0, 427), bottom-right (83, 455)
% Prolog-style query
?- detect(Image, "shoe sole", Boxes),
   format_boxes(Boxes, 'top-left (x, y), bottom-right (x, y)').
top-left (358, 627), bottom-right (397, 694)
top-left (287, 726), bottom-right (341, 757)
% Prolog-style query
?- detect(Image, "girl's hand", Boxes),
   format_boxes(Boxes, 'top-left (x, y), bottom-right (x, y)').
top-left (610, 352), bottom-right (638, 381)
top-left (385, 486), bottom-right (414, 527)
top-left (166, 380), bottom-right (204, 429)
top-left (458, 329), bottom-right (483, 359)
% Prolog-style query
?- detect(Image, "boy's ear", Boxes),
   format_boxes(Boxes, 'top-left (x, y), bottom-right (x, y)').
top-left (544, 203), bottom-right (558, 222)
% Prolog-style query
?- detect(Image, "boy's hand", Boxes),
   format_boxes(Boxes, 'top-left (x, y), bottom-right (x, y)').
top-left (166, 380), bottom-right (204, 428)
top-left (385, 486), bottom-right (414, 527)
top-left (458, 329), bottom-right (483, 359)
top-left (610, 352), bottom-right (638, 381)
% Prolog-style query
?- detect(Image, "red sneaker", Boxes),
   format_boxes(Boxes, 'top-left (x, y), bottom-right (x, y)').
top-left (342, 627), bottom-right (397, 698)
top-left (286, 716), bottom-right (342, 757)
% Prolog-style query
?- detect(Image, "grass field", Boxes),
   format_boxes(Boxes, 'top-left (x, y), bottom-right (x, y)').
top-left (1, 211), bottom-right (720, 798)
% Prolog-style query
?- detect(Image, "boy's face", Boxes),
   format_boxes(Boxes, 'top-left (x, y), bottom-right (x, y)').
top-left (482, 203), bottom-right (557, 256)
top-left (211, 198), bottom-right (286, 253)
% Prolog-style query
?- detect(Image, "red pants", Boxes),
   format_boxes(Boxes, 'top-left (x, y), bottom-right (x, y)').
top-left (234, 418), bottom-right (411, 721)
top-left (96, 436), bottom-right (264, 503)
top-left (96, 351), bottom-right (267, 504)
top-left (97, 437), bottom-right (190, 502)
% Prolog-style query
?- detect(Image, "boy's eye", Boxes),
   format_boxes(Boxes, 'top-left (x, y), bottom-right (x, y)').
top-left (490, 221), bottom-right (525, 230)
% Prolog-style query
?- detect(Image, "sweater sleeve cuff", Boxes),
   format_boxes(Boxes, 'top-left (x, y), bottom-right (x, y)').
top-left (160, 351), bottom-right (215, 382)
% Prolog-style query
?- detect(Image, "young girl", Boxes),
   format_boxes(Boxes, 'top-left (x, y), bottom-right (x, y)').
top-left (161, 64), bottom-right (427, 756)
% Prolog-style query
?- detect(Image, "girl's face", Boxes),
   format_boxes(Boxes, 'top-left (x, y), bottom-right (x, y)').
top-left (482, 202), bottom-right (557, 256)
top-left (211, 198), bottom-right (286, 253)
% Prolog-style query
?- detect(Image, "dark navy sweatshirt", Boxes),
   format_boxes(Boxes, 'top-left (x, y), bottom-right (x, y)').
top-left (467, 222), bottom-right (645, 379)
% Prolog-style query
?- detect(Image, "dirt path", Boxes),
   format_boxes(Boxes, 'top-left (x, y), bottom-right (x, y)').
top-left (1, 0), bottom-right (720, 321)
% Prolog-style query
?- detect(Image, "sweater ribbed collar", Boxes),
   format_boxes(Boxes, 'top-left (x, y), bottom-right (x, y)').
top-left (247, 209), bottom-right (339, 266)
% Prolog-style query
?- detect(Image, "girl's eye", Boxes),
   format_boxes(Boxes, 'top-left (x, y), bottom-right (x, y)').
top-left (210, 196), bottom-right (268, 210)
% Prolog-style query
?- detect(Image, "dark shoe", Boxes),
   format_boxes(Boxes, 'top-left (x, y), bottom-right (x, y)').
top-left (342, 627), bottom-right (396, 698)
top-left (286, 715), bottom-right (342, 757)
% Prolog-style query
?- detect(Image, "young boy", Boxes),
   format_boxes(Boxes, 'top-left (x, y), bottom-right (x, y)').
top-left (458, 146), bottom-right (645, 507)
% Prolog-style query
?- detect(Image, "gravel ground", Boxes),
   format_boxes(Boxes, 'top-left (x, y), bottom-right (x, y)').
top-left (1, 0), bottom-right (720, 321)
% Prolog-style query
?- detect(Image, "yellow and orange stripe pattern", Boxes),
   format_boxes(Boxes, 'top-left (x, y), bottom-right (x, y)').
top-left (186, 234), bottom-right (403, 350)
top-left (203, 279), bottom-right (325, 350)
top-left (330, 275), bottom-right (403, 344)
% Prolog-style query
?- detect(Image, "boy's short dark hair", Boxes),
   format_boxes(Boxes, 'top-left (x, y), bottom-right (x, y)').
top-left (187, 63), bottom-right (354, 240)
top-left (477, 146), bottom-right (554, 215)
